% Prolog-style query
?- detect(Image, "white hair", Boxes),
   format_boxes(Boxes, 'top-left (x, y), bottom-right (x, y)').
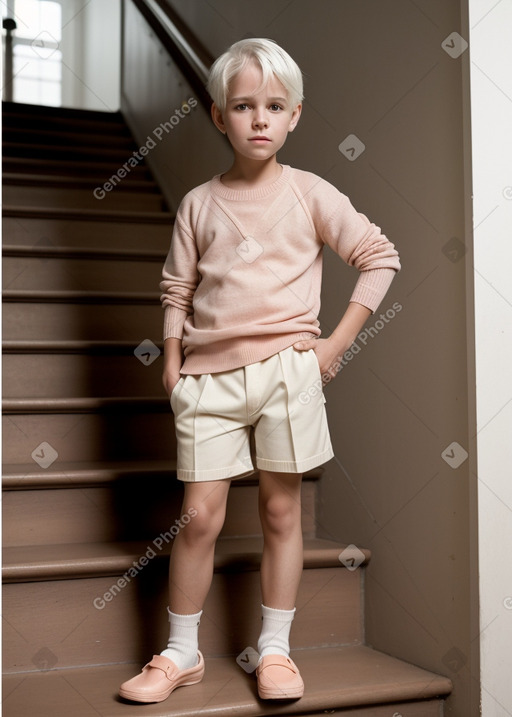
top-left (207, 38), bottom-right (304, 112)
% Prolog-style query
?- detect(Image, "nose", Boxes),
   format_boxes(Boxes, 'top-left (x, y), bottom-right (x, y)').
top-left (252, 109), bottom-right (269, 129)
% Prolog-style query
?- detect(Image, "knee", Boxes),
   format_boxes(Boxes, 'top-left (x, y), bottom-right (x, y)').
top-left (181, 501), bottom-right (225, 544)
top-left (260, 492), bottom-right (300, 537)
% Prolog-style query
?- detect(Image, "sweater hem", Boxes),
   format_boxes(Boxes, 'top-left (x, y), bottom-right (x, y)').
top-left (180, 331), bottom-right (318, 375)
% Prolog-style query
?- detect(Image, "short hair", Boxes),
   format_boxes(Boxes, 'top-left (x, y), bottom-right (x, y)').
top-left (207, 38), bottom-right (304, 112)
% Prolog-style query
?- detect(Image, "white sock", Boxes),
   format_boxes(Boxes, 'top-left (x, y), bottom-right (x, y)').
top-left (257, 604), bottom-right (296, 659)
top-left (160, 607), bottom-right (202, 670)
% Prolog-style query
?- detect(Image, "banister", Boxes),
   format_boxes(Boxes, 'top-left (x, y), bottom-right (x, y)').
top-left (128, 0), bottom-right (214, 112)
top-left (3, 17), bottom-right (17, 102)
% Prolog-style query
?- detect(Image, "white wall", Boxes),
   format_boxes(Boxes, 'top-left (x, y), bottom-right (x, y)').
top-left (61, 0), bottom-right (120, 110)
top-left (468, 1), bottom-right (512, 714)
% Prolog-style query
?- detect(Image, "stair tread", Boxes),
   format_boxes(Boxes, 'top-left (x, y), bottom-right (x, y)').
top-left (2, 537), bottom-right (369, 582)
top-left (2, 395), bottom-right (169, 414)
top-left (3, 140), bottom-right (135, 157)
top-left (1, 645), bottom-right (452, 716)
top-left (3, 173), bottom-right (158, 191)
top-left (2, 244), bottom-right (166, 260)
top-left (2, 100), bottom-right (126, 123)
top-left (2, 288), bottom-right (159, 303)
top-left (2, 458), bottom-right (322, 489)
top-left (2, 157), bottom-right (151, 176)
top-left (2, 340), bottom-right (163, 353)
top-left (2, 458), bottom-right (175, 486)
top-left (2, 128), bottom-right (136, 147)
top-left (2, 205), bottom-right (172, 223)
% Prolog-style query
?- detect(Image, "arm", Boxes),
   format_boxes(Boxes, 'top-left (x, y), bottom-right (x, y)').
top-left (293, 183), bottom-right (400, 381)
top-left (160, 215), bottom-right (199, 344)
top-left (159, 200), bottom-right (200, 396)
top-left (293, 301), bottom-right (371, 380)
top-left (162, 337), bottom-right (184, 397)
top-left (329, 301), bottom-right (372, 355)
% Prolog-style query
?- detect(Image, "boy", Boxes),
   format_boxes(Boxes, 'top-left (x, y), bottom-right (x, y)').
top-left (120, 37), bottom-right (400, 704)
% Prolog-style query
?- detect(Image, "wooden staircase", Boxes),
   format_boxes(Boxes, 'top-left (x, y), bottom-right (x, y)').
top-left (2, 101), bottom-right (452, 716)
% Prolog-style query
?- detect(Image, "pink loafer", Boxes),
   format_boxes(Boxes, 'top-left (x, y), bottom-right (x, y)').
top-left (119, 652), bottom-right (204, 703)
top-left (256, 654), bottom-right (304, 699)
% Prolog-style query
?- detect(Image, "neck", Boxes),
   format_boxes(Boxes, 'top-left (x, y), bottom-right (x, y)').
top-left (220, 156), bottom-right (282, 189)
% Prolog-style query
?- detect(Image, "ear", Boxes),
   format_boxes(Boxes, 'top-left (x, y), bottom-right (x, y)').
top-left (287, 103), bottom-right (302, 133)
top-left (211, 103), bottom-right (226, 134)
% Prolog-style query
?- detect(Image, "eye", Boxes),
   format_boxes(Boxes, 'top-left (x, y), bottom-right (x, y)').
top-left (269, 104), bottom-right (283, 112)
top-left (235, 103), bottom-right (249, 111)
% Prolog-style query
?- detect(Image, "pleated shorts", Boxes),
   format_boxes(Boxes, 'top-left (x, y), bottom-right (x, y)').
top-left (170, 345), bottom-right (334, 482)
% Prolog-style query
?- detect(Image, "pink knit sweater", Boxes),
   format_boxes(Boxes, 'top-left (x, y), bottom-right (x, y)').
top-left (160, 165), bottom-right (400, 375)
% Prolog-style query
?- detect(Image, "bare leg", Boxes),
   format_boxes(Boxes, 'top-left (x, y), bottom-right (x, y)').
top-left (169, 479), bottom-right (231, 614)
top-left (258, 470), bottom-right (303, 609)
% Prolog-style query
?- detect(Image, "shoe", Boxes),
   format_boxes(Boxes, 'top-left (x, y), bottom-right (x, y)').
top-left (119, 652), bottom-right (204, 703)
top-left (256, 654), bottom-right (304, 699)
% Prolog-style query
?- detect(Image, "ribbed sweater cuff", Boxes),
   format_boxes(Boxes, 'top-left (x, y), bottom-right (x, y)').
top-left (163, 306), bottom-right (188, 340)
top-left (350, 268), bottom-right (398, 313)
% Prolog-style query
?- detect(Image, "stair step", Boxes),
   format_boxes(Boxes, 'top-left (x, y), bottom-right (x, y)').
top-left (1, 459), bottom-right (322, 490)
top-left (2, 340), bottom-right (162, 354)
top-left (5, 535), bottom-right (355, 581)
top-left (2, 351), bottom-right (163, 398)
top-left (2, 156), bottom-right (152, 178)
top-left (2, 538), bottom-right (367, 668)
top-left (3, 185), bottom-right (167, 212)
top-left (2, 301), bottom-right (162, 341)
top-left (2, 469), bottom-right (318, 545)
top-left (2, 408), bottom-right (175, 463)
top-left (1, 646), bottom-right (452, 716)
top-left (2, 100), bottom-right (127, 126)
top-left (3, 396), bottom-right (169, 414)
top-left (2, 127), bottom-right (137, 149)
top-left (2, 244), bottom-right (166, 261)
top-left (3, 254), bottom-right (162, 293)
top-left (2, 204), bottom-right (173, 223)
top-left (3, 141), bottom-right (139, 163)
top-left (3, 173), bottom-right (159, 192)
top-left (2, 458), bottom-right (176, 489)
top-left (3, 289), bottom-right (159, 304)
top-left (2, 217), bottom-right (173, 251)
top-left (1, 112), bottom-right (129, 139)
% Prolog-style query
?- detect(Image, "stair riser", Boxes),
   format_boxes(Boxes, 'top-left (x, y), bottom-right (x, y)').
top-left (3, 256), bottom-right (162, 293)
top-left (2, 482), bottom-right (317, 546)
top-left (2, 118), bottom-right (129, 136)
top-left (3, 103), bottom-right (128, 128)
top-left (2, 217), bottom-right (172, 251)
top-left (3, 185), bottom-right (165, 212)
top-left (295, 704), bottom-right (443, 716)
top-left (3, 302), bottom-right (162, 341)
top-left (3, 144), bottom-right (136, 163)
top-left (2, 158), bottom-right (152, 178)
top-left (2, 565), bottom-right (362, 671)
top-left (3, 128), bottom-right (135, 148)
top-left (2, 353), bottom-right (164, 398)
top-left (2, 411), bottom-right (176, 464)
top-left (4, 176), bottom-right (159, 193)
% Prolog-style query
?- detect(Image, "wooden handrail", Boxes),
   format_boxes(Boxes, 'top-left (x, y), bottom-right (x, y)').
top-left (129, 0), bottom-right (214, 112)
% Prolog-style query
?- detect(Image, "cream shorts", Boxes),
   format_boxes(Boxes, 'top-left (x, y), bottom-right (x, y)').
top-left (170, 345), bottom-right (334, 482)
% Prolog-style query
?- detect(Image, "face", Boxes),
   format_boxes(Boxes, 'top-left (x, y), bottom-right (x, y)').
top-left (212, 61), bottom-right (301, 164)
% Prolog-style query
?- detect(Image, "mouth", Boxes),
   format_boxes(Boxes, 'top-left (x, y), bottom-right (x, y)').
top-left (249, 136), bottom-right (271, 142)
